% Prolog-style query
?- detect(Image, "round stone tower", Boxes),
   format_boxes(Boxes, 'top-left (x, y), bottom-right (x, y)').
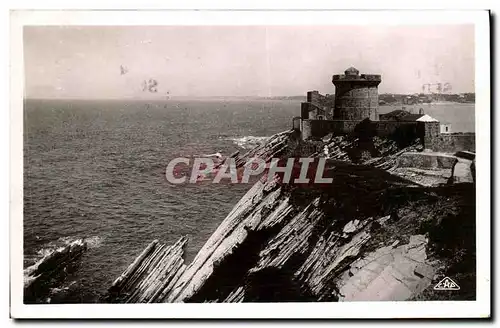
top-left (332, 67), bottom-right (381, 121)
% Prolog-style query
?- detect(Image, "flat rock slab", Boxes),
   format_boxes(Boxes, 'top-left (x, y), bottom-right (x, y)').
top-left (338, 234), bottom-right (435, 301)
top-left (452, 158), bottom-right (474, 183)
top-left (396, 152), bottom-right (457, 170)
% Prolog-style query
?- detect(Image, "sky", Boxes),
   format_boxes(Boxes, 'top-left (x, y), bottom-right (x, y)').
top-left (23, 25), bottom-right (475, 99)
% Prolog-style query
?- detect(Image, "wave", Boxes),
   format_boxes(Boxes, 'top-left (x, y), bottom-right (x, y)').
top-left (227, 136), bottom-right (270, 150)
top-left (32, 236), bottom-right (103, 263)
top-left (57, 236), bottom-right (103, 249)
top-left (84, 236), bottom-right (104, 249)
top-left (48, 281), bottom-right (77, 298)
top-left (202, 152), bottom-right (223, 159)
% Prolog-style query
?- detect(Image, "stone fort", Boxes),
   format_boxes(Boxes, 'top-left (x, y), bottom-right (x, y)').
top-left (292, 67), bottom-right (475, 153)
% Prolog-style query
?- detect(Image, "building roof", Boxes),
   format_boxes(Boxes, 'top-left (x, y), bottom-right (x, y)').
top-left (416, 114), bottom-right (439, 122)
top-left (379, 110), bottom-right (415, 120)
top-left (379, 110), bottom-right (439, 122)
top-left (345, 67), bottom-right (359, 75)
top-left (380, 109), bottom-right (409, 117)
top-left (399, 114), bottom-right (426, 122)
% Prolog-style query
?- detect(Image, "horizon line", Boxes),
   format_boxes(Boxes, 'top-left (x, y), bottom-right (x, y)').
top-left (23, 91), bottom-right (476, 101)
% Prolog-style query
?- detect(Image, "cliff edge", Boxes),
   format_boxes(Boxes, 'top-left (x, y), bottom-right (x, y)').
top-left (105, 130), bottom-right (475, 303)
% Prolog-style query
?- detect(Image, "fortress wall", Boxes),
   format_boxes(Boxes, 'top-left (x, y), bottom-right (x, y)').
top-left (375, 121), bottom-right (418, 137)
top-left (292, 117), bottom-right (301, 131)
top-left (301, 102), bottom-right (327, 120)
top-left (333, 84), bottom-right (379, 120)
top-left (301, 119), bottom-right (313, 140)
top-left (307, 91), bottom-right (322, 104)
top-left (421, 122), bottom-right (441, 150)
top-left (335, 120), bottom-right (360, 134)
top-left (301, 119), bottom-right (419, 141)
top-left (300, 67), bottom-right (475, 153)
top-left (300, 118), bottom-right (475, 153)
top-left (301, 103), bottom-right (311, 119)
top-left (300, 119), bottom-right (356, 139)
top-left (306, 91), bottom-right (335, 119)
top-left (368, 87), bottom-right (379, 120)
top-left (301, 120), bottom-right (367, 140)
top-left (426, 133), bottom-right (476, 153)
top-left (396, 152), bottom-right (457, 170)
top-left (301, 120), bottom-right (335, 139)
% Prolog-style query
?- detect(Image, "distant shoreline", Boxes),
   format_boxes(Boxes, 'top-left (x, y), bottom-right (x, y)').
top-left (23, 97), bottom-right (475, 104)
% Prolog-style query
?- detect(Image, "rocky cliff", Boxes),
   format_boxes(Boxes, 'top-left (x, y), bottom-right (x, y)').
top-left (24, 239), bottom-right (88, 303)
top-left (105, 130), bottom-right (476, 303)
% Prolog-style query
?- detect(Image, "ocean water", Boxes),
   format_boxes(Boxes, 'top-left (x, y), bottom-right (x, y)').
top-left (23, 98), bottom-right (298, 303)
top-left (23, 98), bottom-right (474, 303)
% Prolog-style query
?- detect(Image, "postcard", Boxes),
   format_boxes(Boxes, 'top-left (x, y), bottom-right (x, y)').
top-left (10, 9), bottom-right (491, 319)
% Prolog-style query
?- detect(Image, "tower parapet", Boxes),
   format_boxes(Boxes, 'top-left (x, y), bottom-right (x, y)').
top-left (332, 67), bottom-right (381, 121)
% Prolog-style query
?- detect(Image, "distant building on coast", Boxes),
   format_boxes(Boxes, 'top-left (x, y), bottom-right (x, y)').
top-left (294, 67), bottom-right (475, 153)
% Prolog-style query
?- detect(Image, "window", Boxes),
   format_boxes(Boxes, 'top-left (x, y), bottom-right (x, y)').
top-left (318, 115), bottom-right (324, 120)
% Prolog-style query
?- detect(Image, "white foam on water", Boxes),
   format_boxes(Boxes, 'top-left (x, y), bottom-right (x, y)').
top-left (202, 152), bottom-right (224, 159)
top-left (34, 236), bottom-right (103, 260)
top-left (228, 136), bottom-right (269, 149)
top-left (84, 236), bottom-right (104, 249)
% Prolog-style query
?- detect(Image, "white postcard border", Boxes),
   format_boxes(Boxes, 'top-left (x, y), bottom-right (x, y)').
top-left (9, 9), bottom-right (491, 319)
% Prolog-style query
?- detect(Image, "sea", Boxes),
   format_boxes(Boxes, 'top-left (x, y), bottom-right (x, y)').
top-left (23, 98), bottom-right (475, 303)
